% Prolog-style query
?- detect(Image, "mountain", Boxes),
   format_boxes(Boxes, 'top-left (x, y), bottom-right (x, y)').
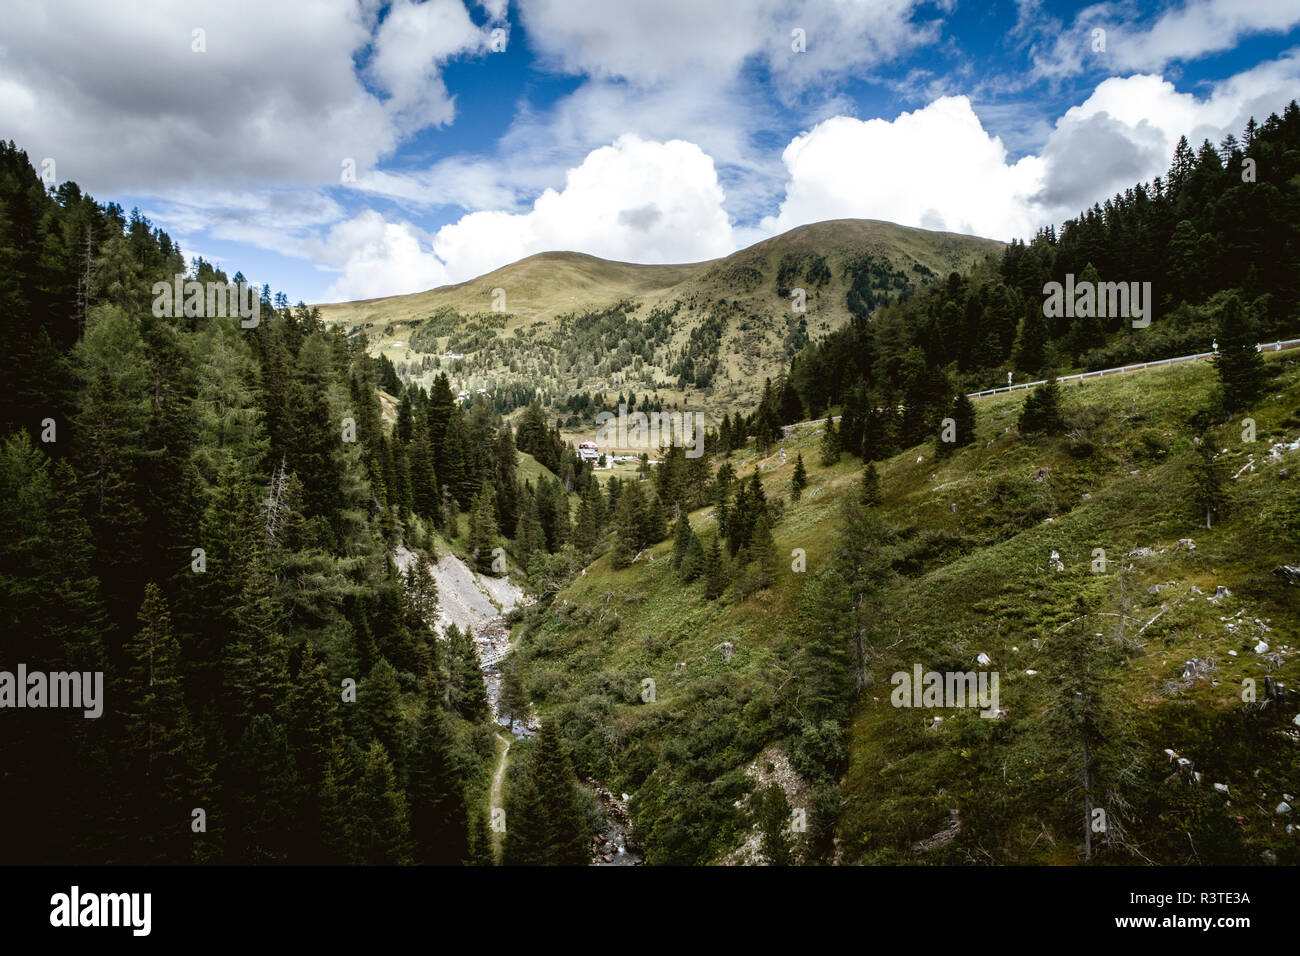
top-left (316, 219), bottom-right (1003, 417)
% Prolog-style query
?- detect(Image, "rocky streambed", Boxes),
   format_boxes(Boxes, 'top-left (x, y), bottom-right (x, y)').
top-left (394, 542), bottom-right (644, 864)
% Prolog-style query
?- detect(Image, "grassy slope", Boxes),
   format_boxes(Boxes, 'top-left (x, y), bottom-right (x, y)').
top-left (516, 352), bottom-right (1300, 864)
top-left (320, 219), bottom-right (1003, 412)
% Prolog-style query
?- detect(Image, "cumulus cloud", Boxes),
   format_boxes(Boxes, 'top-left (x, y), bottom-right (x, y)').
top-left (1037, 53), bottom-right (1300, 211)
top-left (366, 0), bottom-right (492, 131)
top-left (318, 134), bottom-right (736, 301)
top-left (311, 211), bottom-right (451, 302)
top-left (0, 0), bottom-right (492, 195)
top-left (761, 55), bottom-right (1300, 245)
top-left (761, 96), bottom-right (1048, 242)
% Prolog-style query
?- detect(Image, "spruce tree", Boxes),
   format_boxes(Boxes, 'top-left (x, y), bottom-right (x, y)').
top-left (680, 531), bottom-right (705, 582)
top-left (670, 511), bottom-right (694, 569)
top-left (755, 783), bottom-right (795, 866)
top-left (1019, 374), bottom-right (1063, 436)
top-left (1189, 433), bottom-right (1227, 529)
top-left (819, 415), bottom-right (840, 466)
top-left (1213, 294), bottom-right (1267, 413)
top-left (750, 513), bottom-right (778, 591)
top-left (468, 487), bottom-right (499, 574)
top-left (354, 741), bottom-right (413, 865)
top-left (703, 537), bottom-right (727, 600)
top-left (502, 719), bottom-right (588, 866)
top-left (860, 463), bottom-right (883, 508)
top-left (362, 658), bottom-right (407, 775)
top-left (446, 623), bottom-right (489, 722)
top-left (790, 453), bottom-right (807, 501)
top-left (498, 654), bottom-right (530, 733)
top-left (409, 679), bottom-right (470, 866)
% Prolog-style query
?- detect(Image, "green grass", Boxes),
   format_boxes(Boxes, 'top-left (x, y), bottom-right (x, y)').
top-left (511, 350), bottom-right (1300, 865)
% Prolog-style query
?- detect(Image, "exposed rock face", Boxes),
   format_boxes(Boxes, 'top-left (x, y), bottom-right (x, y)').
top-left (393, 543), bottom-right (533, 735)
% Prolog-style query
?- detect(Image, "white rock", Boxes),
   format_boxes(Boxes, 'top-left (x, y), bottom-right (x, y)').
top-left (1214, 783), bottom-right (1230, 795)
top-left (1024, 669), bottom-right (1038, 676)
top-left (1255, 641), bottom-right (1270, 654)
top-left (1228, 650), bottom-right (1237, 657)
top-left (1277, 802), bottom-right (1292, 815)
top-left (976, 652), bottom-right (992, 666)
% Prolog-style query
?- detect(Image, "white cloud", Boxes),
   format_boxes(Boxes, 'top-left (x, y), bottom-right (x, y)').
top-left (519, 0), bottom-right (942, 90)
top-left (366, 0), bottom-right (491, 132)
top-left (312, 211), bottom-right (451, 301)
top-left (317, 134), bottom-right (736, 301)
top-left (0, 0), bottom-right (491, 195)
top-left (761, 96), bottom-right (1048, 242)
top-left (1030, 0), bottom-right (1300, 79)
top-left (1037, 52), bottom-right (1300, 210)
top-left (761, 55), bottom-right (1300, 245)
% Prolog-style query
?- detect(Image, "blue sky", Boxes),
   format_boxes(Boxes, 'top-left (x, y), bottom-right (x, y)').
top-left (4, 0), bottom-right (1300, 303)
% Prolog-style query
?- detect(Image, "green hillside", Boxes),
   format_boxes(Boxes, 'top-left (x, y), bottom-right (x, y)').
top-left (317, 219), bottom-right (1002, 419)
top-left (507, 350), bottom-right (1300, 865)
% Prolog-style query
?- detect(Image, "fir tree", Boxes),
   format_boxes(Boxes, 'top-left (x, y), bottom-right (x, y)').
top-left (1213, 294), bottom-right (1267, 413)
top-left (502, 719), bottom-right (588, 866)
top-left (860, 463), bottom-right (883, 508)
top-left (703, 537), bottom-right (728, 600)
top-left (790, 453), bottom-right (807, 501)
top-left (819, 414), bottom-right (840, 466)
top-left (1019, 374), bottom-right (1063, 436)
top-left (354, 741), bottom-right (413, 865)
top-left (409, 679), bottom-right (470, 866)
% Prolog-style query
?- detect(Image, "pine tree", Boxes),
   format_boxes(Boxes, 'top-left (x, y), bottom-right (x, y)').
top-left (354, 741), bottom-right (413, 865)
top-left (860, 463), bottom-right (883, 508)
top-left (819, 415), bottom-right (840, 466)
top-left (409, 679), bottom-right (470, 866)
top-left (1019, 374), bottom-right (1063, 436)
top-left (790, 453), bottom-right (807, 501)
top-left (703, 537), bottom-right (728, 600)
top-left (498, 654), bottom-right (530, 733)
top-left (1189, 433), bottom-right (1227, 529)
top-left (502, 719), bottom-right (588, 866)
top-left (1213, 294), bottom-right (1267, 413)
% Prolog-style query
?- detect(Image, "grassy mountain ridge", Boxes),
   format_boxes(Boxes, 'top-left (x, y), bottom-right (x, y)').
top-left (317, 219), bottom-right (1003, 418)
